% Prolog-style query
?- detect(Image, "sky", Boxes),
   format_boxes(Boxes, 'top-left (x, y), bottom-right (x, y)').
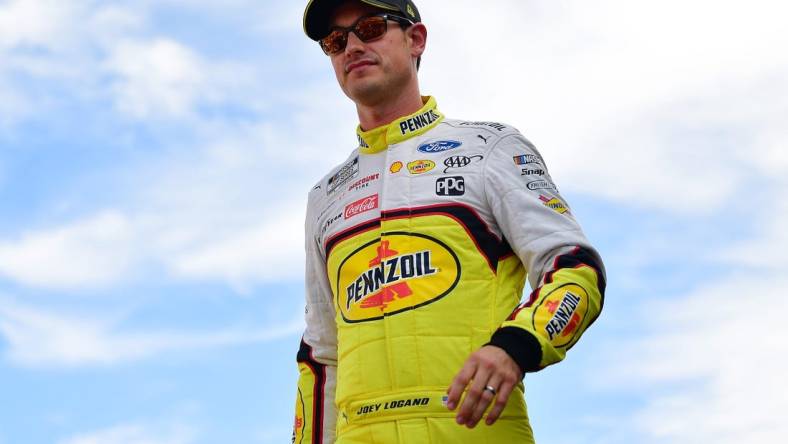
top-left (0, 0), bottom-right (786, 443)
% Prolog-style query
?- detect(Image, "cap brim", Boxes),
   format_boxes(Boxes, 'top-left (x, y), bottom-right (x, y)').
top-left (303, 0), bottom-right (399, 41)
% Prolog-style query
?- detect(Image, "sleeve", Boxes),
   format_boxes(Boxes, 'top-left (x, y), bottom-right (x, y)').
top-left (482, 132), bottom-right (607, 373)
top-left (293, 192), bottom-right (338, 444)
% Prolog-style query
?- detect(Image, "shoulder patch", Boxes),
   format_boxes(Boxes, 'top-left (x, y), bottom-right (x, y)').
top-left (323, 152), bottom-right (361, 196)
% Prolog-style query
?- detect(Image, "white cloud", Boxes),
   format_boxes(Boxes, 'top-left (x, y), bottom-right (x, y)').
top-left (103, 38), bottom-right (209, 118)
top-left (590, 180), bottom-right (788, 443)
top-left (607, 274), bottom-right (788, 443)
top-left (0, 0), bottom-right (84, 50)
top-left (101, 36), bottom-right (260, 120)
top-left (59, 423), bottom-right (195, 444)
top-left (0, 78), bottom-right (32, 126)
top-left (0, 150), bottom-right (313, 291)
top-left (0, 211), bottom-right (136, 289)
top-left (0, 0), bottom-right (264, 124)
top-left (721, 186), bottom-right (788, 270)
top-left (420, 0), bottom-right (788, 212)
top-left (167, 204), bottom-right (306, 291)
top-left (0, 299), bottom-right (303, 368)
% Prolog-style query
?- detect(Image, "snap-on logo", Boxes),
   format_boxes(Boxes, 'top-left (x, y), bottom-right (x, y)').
top-left (344, 194), bottom-right (379, 219)
top-left (418, 140), bottom-right (462, 154)
top-left (333, 233), bottom-right (461, 323)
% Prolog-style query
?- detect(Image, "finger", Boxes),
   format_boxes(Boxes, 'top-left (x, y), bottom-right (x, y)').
top-left (456, 365), bottom-right (492, 425)
top-left (446, 360), bottom-right (477, 411)
top-left (485, 380), bottom-right (516, 425)
top-left (466, 374), bottom-right (502, 428)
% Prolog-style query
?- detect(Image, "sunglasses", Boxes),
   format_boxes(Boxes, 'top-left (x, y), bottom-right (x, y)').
top-left (320, 13), bottom-right (414, 55)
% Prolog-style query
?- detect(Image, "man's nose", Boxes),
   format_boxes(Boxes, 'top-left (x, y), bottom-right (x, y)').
top-left (344, 31), bottom-right (365, 55)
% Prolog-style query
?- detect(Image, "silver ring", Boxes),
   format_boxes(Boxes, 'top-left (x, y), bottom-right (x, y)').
top-left (484, 385), bottom-right (497, 396)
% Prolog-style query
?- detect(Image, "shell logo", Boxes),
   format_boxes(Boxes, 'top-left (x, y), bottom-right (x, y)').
top-left (407, 159), bottom-right (435, 175)
top-left (389, 161), bottom-right (403, 174)
top-left (533, 284), bottom-right (588, 348)
top-left (335, 232), bottom-right (460, 322)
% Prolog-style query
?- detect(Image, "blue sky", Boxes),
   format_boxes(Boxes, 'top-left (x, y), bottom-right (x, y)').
top-left (1, 0), bottom-right (786, 443)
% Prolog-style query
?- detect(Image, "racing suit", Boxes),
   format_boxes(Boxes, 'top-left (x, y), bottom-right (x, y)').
top-left (293, 96), bottom-right (606, 444)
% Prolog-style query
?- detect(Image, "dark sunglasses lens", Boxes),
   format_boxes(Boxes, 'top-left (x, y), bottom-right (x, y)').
top-left (321, 30), bottom-right (347, 54)
top-left (356, 16), bottom-right (387, 41)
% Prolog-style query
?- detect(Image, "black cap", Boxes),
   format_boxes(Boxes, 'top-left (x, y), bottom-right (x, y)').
top-left (303, 0), bottom-right (421, 41)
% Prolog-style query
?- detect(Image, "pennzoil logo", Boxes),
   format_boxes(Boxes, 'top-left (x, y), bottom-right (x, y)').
top-left (399, 109), bottom-right (441, 135)
top-left (336, 233), bottom-right (461, 322)
top-left (533, 284), bottom-right (588, 348)
top-left (357, 134), bottom-right (369, 149)
top-left (407, 160), bottom-right (435, 174)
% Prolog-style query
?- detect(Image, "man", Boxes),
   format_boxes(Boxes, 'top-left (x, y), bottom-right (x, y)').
top-left (293, 1), bottom-right (606, 442)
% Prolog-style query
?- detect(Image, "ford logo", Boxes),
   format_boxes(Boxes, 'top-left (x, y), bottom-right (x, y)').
top-left (417, 140), bottom-right (462, 153)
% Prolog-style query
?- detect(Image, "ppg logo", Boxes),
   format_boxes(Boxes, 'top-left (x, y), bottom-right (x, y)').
top-left (436, 176), bottom-right (465, 196)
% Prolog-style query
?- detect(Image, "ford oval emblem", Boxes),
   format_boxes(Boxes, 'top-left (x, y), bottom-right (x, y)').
top-left (417, 140), bottom-right (462, 153)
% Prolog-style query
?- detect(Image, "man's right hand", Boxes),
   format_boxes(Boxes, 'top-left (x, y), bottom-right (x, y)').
top-left (445, 345), bottom-right (522, 428)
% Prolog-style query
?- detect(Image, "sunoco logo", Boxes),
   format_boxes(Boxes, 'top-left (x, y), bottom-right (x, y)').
top-left (418, 140), bottom-right (462, 154)
top-left (334, 233), bottom-right (461, 322)
top-left (533, 284), bottom-right (588, 348)
top-left (540, 195), bottom-right (568, 214)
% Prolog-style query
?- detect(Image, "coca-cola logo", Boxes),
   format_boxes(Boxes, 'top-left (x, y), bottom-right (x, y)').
top-left (344, 194), bottom-right (379, 219)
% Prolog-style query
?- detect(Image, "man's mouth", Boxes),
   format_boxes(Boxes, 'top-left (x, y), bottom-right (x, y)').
top-left (346, 60), bottom-right (375, 73)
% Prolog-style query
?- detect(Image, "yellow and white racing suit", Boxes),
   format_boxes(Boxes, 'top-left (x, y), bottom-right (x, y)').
top-left (293, 96), bottom-right (606, 444)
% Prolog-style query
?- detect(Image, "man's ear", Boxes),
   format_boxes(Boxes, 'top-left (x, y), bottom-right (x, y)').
top-left (407, 23), bottom-right (427, 59)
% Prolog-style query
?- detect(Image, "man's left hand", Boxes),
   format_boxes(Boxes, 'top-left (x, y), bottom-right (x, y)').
top-left (445, 345), bottom-right (522, 428)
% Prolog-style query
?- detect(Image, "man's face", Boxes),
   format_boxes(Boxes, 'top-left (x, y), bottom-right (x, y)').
top-left (328, 1), bottom-right (417, 107)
